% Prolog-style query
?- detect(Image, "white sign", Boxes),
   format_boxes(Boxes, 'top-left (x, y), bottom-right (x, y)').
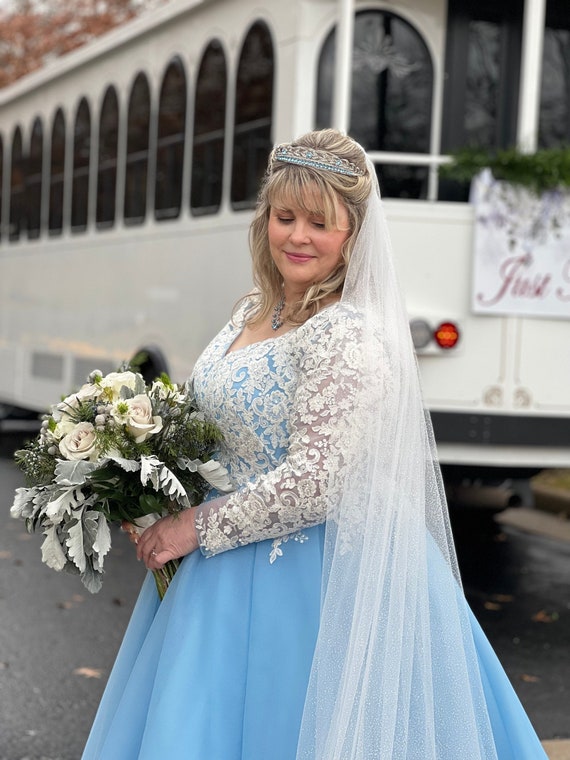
top-left (471, 169), bottom-right (570, 319)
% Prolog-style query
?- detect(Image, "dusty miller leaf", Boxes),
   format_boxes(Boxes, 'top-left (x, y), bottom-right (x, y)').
top-left (140, 455), bottom-right (162, 490)
top-left (45, 487), bottom-right (83, 521)
top-left (106, 456), bottom-right (141, 473)
top-left (41, 525), bottom-right (67, 571)
top-left (92, 513), bottom-right (112, 568)
top-left (55, 460), bottom-right (98, 486)
top-left (65, 509), bottom-right (86, 572)
top-left (10, 487), bottom-right (38, 519)
top-left (80, 561), bottom-right (103, 594)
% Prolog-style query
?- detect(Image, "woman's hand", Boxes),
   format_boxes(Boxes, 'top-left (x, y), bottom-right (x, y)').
top-left (124, 508), bottom-right (200, 570)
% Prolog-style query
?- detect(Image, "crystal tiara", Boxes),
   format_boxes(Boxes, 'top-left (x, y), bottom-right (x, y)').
top-left (272, 144), bottom-right (365, 177)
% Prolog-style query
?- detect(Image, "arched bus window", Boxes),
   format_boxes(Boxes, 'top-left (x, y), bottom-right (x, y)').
top-left (96, 86), bottom-right (119, 228)
top-left (316, 10), bottom-right (433, 199)
top-left (231, 21), bottom-right (274, 209)
top-left (539, 0), bottom-right (570, 148)
top-left (26, 118), bottom-right (43, 240)
top-left (155, 57), bottom-right (187, 221)
top-left (71, 98), bottom-right (91, 233)
top-left (191, 39), bottom-right (227, 215)
top-left (49, 109), bottom-right (66, 235)
top-left (124, 72), bottom-right (150, 225)
top-left (9, 126), bottom-right (25, 241)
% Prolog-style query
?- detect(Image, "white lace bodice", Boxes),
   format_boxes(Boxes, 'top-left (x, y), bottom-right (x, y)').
top-left (190, 302), bottom-right (364, 556)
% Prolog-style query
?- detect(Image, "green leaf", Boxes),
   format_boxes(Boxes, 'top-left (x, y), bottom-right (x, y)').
top-left (441, 146), bottom-right (570, 193)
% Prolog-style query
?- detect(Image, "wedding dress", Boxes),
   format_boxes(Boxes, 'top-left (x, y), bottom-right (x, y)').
top-left (82, 301), bottom-right (547, 759)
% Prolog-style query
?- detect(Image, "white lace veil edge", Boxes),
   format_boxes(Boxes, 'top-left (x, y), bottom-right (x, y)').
top-left (295, 158), bottom-right (499, 759)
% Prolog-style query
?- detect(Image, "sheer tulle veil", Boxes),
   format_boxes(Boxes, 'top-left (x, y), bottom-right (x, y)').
top-left (295, 152), bottom-right (500, 759)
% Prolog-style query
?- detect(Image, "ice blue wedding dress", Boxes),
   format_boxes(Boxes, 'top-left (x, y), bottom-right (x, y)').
top-left (82, 304), bottom-right (547, 760)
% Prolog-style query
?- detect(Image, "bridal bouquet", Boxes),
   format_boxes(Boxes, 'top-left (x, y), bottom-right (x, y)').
top-left (11, 368), bottom-right (231, 599)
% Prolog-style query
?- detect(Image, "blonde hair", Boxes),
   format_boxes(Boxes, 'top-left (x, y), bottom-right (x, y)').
top-left (239, 129), bottom-right (372, 327)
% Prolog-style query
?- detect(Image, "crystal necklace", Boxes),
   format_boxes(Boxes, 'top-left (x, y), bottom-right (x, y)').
top-left (272, 296), bottom-right (285, 330)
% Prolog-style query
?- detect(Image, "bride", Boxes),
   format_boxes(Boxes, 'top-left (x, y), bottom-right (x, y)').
top-left (82, 128), bottom-right (547, 759)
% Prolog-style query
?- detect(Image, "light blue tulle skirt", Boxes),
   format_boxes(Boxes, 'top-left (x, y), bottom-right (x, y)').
top-left (82, 526), bottom-right (325, 760)
top-left (82, 525), bottom-right (546, 760)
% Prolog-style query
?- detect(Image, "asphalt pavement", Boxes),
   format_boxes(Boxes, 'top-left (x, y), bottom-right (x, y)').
top-left (1, 426), bottom-right (569, 759)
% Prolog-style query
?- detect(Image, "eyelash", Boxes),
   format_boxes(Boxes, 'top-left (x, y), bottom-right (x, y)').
top-left (276, 216), bottom-right (325, 229)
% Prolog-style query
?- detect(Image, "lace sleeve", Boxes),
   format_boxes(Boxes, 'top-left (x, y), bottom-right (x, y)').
top-left (194, 310), bottom-right (367, 557)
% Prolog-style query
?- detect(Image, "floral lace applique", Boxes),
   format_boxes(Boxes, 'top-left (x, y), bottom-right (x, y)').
top-left (190, 302), bottom-right (378, 558)
top-left (269, 531), bottom-right (309, 564)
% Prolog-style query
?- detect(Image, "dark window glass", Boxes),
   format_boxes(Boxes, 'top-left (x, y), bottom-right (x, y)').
top-left (71, 98), bottom-right (91, 232)
top-left (191, 40), bottom-right (227, 215)
top-left (27, 118), bottom-right (43, 239)
top-left (124, 72), bottom-right (150, 224)
top-left (317, 11), bottom-right (432, 154)
top-left (317, 10), bottom-right (432, 199)
top-left (231, 21), bottom-right (274, 209)
top-left (10, 127), bottom-right (26, 241)
top-left (539, 0), bottom-right (570, 148)
top-left (440, 0), bottom-right (523, 199)
top-left (0, 135), bottom-right (3, 239)
top-left (96, 86), bottom-right (119, 228)
top-left (49, 109), bottom-right (66, 234)
top-left (155, 58), bottom-right (187, 221)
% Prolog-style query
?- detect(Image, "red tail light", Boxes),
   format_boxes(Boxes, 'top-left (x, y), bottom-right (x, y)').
top-left (434, 321), bottom-right (460, 349)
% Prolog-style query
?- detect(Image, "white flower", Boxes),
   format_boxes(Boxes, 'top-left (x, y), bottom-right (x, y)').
top-left (56, 382), bottom-right (101, 415)
top-left (59, 422), bottom-right (98, 461)
top-left (124, 394), bottom-right (163, 443)
top-left (52, 415), bottom-right (78, 442)
top-left (98, 371), bottom-right (140, 401)
top-left (150, 379), bottom-right (182, 401)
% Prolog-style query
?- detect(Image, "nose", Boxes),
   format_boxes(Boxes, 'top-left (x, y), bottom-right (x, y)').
top-left (288, 219), bottom-right (311, 245)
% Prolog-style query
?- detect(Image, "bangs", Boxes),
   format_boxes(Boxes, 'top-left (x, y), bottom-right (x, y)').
top-left (266, 167), bottom-right (345, 229)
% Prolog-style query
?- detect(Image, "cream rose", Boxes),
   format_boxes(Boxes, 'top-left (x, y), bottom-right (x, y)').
top-left (58, 422), bottom-right (98, 461)
top-left (54, 382), bottom-right (101, 421)
top-left (99, 371), bottom-right (140, 401)
top-left (125, 394), bottom-right (163, 443)
top-left (52, 415), bottom-right (77, 442)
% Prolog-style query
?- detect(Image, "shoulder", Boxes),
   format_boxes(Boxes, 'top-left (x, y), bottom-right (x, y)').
top-left (231, 292), bottom-right (261, 328)
top-left (292, 303), bottom-right (366, 373)
top-left (298, 302), bottom-right (364, 342)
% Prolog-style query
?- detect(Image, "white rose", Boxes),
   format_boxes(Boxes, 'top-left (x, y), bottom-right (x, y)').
top-left (75, 382), bottom-right (102, 402)
top-left (52, 416), bottom-right (78, 441)
top-left (125, 394), bottom-right (163, 443)
top-left (99, 371), bottom-right (140, 401)
top-left (59, 422), bottom-right (98, 461)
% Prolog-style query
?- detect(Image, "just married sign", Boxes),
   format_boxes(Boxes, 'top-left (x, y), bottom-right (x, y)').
top-left (470, 169), bottom-right (570, 319)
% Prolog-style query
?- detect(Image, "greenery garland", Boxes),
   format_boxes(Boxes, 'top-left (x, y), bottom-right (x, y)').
top-left (440, 146), bottom-right (570, 193)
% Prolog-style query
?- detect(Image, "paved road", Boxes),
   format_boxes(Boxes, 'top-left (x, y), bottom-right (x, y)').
top-left (0, 428), bottom-right (568, 759)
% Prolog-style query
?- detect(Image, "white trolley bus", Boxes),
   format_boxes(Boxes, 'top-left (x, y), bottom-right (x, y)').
top-left (1, 0), bottom-right (569, 484)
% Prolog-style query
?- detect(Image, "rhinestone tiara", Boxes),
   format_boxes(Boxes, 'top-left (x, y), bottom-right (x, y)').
top-left (272, 144), bottom-right (365, 177)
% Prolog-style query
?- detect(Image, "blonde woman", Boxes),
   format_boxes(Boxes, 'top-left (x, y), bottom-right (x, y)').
top-left (83, 130), bottom-right (546, 760)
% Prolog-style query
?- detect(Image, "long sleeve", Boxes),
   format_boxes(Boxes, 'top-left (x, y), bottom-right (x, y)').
top-left (194, 310), bottom-right (366, 557)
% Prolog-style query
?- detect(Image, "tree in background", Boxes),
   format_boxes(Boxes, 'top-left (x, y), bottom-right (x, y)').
top-left (0, 0), bottom-right (166, 88)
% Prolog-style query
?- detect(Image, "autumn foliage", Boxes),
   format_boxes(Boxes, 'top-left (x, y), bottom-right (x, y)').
top-left (0, 0), bottom-right (164, 89)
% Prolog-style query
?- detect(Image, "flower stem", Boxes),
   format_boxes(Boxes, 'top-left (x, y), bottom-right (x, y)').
top-left (152, 558), bottom-right (180, 600)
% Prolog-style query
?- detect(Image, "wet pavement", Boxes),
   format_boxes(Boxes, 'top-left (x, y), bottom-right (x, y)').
top-left (0, 426), bottom-right (568, 758)
top-left (451, 505), bottom-right (570, 742)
